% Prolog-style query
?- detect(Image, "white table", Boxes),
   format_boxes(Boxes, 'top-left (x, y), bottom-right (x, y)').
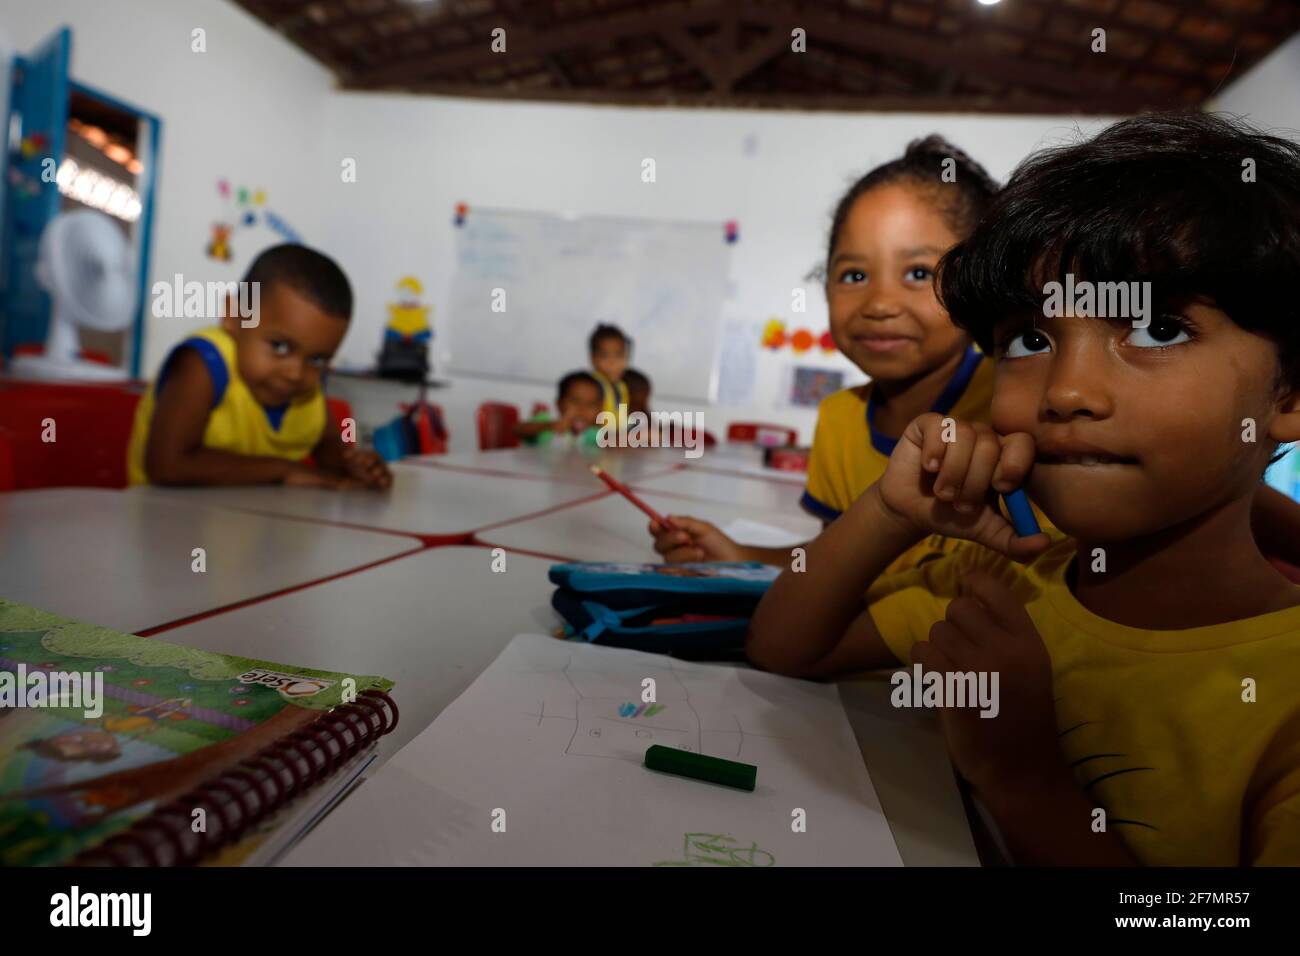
top-left (0, 489), bottom-right (419, 633)
top-left (408, 444), bottom-right (689, 485)
top-left (476, 489), bottom-right (822, 562)
top-left (628, 467), bottom-right (807, 516)
top-left (139, 462), bottom-right (607, 538)
top-left (158, 541), bottom-right (975, 866)
top-left (152, 546), bottom-right (559, 758)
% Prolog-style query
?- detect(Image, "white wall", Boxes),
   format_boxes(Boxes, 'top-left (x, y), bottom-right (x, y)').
top-left (0, 0), bottom-right (335, 374)
top-left (38, 5), bottom-right (1300, 453)
top-left (1212, 32), bottom-right (1300, 137)
top-left (0, 2), bottom-right (1114, 452)
top-left (317, 92), bottom-right (1107, 449)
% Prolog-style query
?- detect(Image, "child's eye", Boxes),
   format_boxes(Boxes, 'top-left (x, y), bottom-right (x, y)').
top-left (308, 357), bottom-right (328, 370)
top-left (838, 269), bottom-right (866, 285)
top-left (905, 266), bottom-right (932, 282)
top-left (269, 341), bottom-right (291, 356)
top-left (1127, 316), bottom-right (1191, 349)
top-left (1002, 328), bottom-right (1053, 359)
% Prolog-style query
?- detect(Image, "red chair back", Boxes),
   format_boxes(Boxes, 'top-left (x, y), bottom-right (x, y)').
top-left (0, 383), bottom-right (142, 489)
top-left (326, 396), bottom-right (354, 434)
top-left (726, 421), bottom-right (797, 447)
top-left (477, 402), bottom-right (521, 451)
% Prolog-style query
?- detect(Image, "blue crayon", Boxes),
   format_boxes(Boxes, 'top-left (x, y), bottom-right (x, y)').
top-left (1002, 489), bottom-right (1041, 537)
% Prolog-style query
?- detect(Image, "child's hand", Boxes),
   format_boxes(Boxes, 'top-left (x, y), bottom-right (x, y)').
top-left (648, 516), bottom-right (743, 563)
top-left (554, 407), bottom-right (585, 434)
top-left (283, 465), bottom-right (361, 491)
top-left (874, 412), bottom-right (1049, 562)
top-left (911, 571), bottom-right (1061, 793)
top-left (342, 447), bottom-right (393, 491)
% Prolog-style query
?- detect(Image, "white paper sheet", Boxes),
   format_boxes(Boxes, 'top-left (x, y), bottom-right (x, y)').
top-left (720, 518), bottom-right (810, 549)
top-left (283, 635), bottom-right (902, 867)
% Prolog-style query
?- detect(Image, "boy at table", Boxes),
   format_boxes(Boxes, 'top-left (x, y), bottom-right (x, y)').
top-left (128, 244), bottom-right (391, 489)
top-left (515, 371), bottom-right (604, 448)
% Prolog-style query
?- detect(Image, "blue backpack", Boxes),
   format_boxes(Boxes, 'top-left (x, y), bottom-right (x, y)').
top-left (549, 562), bottom-right (779, 659)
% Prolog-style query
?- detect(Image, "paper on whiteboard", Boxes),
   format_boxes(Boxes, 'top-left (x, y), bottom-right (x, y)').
top-left (282, 635), bottom-right (902, 867)
top-left (716, 317), bottom-right (758, 407)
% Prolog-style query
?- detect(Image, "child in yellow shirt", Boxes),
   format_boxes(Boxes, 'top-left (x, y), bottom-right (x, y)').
top-left (128, 244), bottom-right (390, 489)
top-left (749, 112), bottom-right (1300, 866)
top-left (650, 137), bottom-right (1002, 572)
top-left (589, 323), bottom-right (630, 416)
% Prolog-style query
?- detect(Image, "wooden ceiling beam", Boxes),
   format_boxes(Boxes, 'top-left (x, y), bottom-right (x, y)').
top-left (395, 80), bottom-right (1139, 115)
top-left (659, 25), bottom-right (731, 92)
top-left (744, 2), bottom-right (1138, 100)
top-left (343, 1), bottom-right (739, 88)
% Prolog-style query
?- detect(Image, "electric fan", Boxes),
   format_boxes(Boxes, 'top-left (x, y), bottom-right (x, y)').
top-left (9, 209), bottom-right (137, 381)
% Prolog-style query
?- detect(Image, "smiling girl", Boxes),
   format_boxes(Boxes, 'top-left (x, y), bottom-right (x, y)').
top-left (650, 136), bottom-right (1004, 571)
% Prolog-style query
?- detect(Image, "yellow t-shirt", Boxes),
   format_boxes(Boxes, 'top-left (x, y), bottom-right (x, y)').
top-left (802, 347), bottom-right (999, 572)
top-left (592, 370), bottom-right (629, 417)
top-left (867, 535), bottom-right (1300, 866)
top-left (127, 326), bottom-right (327, 485)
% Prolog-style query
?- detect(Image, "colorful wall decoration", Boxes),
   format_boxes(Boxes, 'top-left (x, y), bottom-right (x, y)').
top-left (206, 179), bottom-right (302, 261)
top-left (761, 318), bottom-right (835, 355)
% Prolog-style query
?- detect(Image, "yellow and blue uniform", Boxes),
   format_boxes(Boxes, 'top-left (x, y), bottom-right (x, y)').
top-left (866, 533), bottom-right (1300, 866)
top-left (591, 370), bottom-right (629, 417)
top-left (802, 346), bottom-right (998, 572)
top-left (127, 326), bottom-right (326, 485)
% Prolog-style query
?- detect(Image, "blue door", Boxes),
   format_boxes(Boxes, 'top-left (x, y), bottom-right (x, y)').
top-left (1, 27), bottom-right (71, 359)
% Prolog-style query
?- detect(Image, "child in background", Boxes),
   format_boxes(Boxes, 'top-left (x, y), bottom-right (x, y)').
top-left (623, 368), bottom-right (651, 416)
top-left (515, 371), bottom-right (604, 447)
top-left (127, 244), bottom-right (391, 489)
top-left (750, 113), bottom-right (1300, 865)
top-left (589, 324), bottom-right (631, 415)
top-left (651, 137), bottom-right (1001, 570)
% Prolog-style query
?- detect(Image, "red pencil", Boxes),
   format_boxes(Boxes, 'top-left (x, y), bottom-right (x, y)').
top-left (589, 465), bottom-right (681, 532)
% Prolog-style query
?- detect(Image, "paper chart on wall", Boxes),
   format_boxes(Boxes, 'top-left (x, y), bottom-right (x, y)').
top-left (283, 634), bottom-right (902, 867)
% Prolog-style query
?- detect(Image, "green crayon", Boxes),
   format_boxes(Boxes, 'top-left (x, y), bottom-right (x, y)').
top-left (644, 744), bottom-right (757, 791)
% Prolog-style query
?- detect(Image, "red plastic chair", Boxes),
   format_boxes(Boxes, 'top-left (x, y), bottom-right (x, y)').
top-left (477, 402), bottom-right (521, 451)
top-left (0, 429), bottom-right (16, 491)
top-left (0, 382), bottom-right (142, 489)
top-left (726, 422), bottom-right (797, 447)
top-left (326, 396), bottom-right (354, 435)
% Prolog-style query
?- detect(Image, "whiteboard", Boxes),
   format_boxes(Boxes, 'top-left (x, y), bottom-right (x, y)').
top-left (445, 209), bottom-right (734, 402)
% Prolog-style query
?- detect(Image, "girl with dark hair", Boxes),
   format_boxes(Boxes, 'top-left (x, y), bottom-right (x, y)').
top-left (651, 135), bottom-right (1008, 571)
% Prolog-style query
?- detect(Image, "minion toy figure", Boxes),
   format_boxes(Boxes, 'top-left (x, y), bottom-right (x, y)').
top-left (386, 276), bottom-right (432, 343)
top-left (379, 276), bottom-right (433, 382)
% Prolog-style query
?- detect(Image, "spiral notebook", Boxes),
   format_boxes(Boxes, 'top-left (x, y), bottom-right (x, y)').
top-left (0, 600), bottom-right (397, 866)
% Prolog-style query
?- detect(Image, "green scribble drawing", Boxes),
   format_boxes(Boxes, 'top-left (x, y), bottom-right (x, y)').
top-left (653, 832), bottom-right (775, 867)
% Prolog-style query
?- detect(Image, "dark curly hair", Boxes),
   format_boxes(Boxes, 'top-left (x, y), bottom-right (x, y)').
top-left (936, 111), bottom-right (1300, 389)
top-left (823, 134), bottom-right (1000, 275)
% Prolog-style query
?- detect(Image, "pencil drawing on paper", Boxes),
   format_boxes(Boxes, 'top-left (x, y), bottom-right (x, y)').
top-left (516, 651), bottom-right (790, 764)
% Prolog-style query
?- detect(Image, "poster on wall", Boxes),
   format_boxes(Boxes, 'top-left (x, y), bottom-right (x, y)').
top-left (786, 365), bottom-right (845, 408)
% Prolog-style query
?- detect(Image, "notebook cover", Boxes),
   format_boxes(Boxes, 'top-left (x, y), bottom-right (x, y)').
top-left (0, 600), bottom-right (393, 866)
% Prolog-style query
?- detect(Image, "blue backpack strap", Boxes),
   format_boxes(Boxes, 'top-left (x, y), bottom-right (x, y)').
top-left (577, 602), bottom-right (656, 642)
